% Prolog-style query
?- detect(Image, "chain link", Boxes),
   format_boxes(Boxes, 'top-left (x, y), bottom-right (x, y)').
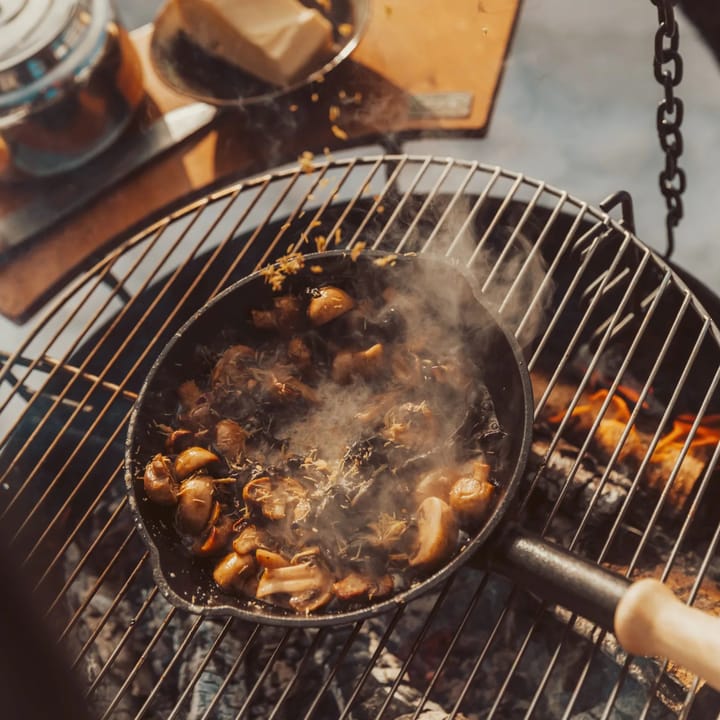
top-left (651, 0), bottom-right (685, 258)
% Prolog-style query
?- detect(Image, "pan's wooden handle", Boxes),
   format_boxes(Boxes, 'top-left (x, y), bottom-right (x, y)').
top-left (614, 578), bottom-right (720, 691)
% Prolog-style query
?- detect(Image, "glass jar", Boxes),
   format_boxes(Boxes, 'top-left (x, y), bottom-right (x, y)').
top-left (0, 0), bottom-right (144, 181)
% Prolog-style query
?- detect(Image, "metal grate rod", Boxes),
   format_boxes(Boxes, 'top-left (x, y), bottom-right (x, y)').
top-left (480, 182), bottom-right (546, 293)
top-left (420, 161), bottom-right (482, 255)
top-left (333, 611), bottom-right (409, 720)
top-left (526, 225), bottom-right (621, 377)
top-left (442, 167), bottom-right (503, 258)
top-left (0, 218), bottom-right (173, 464)
top-left (267, 628), bottom-right (328, 720)
top-left (595, 291), bottom-right (694, 563)
top-left (380, 157), bottom-right (455, 255)
top-left (497, 190), bottom-right (568, 316)
top-left (468, 174), bottom-right (527, 264)
top-left (97, 604), bottom-right (178, 719)
top-left (0, 210), bottom-right (206, 519)
top-left (447, 584), bottom-right (521, 719)
top-left (197, 624), bottom-right (264, 720)
top-left (626, 320), bottom-right (711, 574)
top-left (70, 551), bottom-right (150, 671)
top-left (0, 240), bottom-right (151, 415)
top-left (292, 158), bottom-right (385, 256)
top-left (33, 477), bottom-right (129, 591)
top-left (514, 201), bottom-right (590, 341)
top-left (166, 618), bottom-right (236, 720)
top-left (85, 585), bottom-right (161, 699)
top-left (345, 156), bottom-right (410, 251)
top-left (286, 161), bottom-right (359, 256)
top-left (301, 620), bottom-right (367, 720)
top-left (567, 272), bottom-right (675, 550)
top-left (134, 615), bottom-right (205, 719)
top-left (234, 629), bottom-right (293, 720)
top-left (57, 525), bottom-right (137, 641)
top-left (9, 183), bottom-right (266, 548)
top-left (25, 462), bottom-right (127, 571)
top-left (561, 636), bottom-right (604, 720)
top-left (522, 239), bottom-right (642, 518)
top-left (411, 572), bottom-right (493, 719)
top-left (370, 575), bottom-right (458, 720)
top-left (521, 614), bottom-right (576, 719)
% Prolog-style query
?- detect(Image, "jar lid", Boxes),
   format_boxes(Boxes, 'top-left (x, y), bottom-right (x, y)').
top-left (0, 0), bottom-right (94, 93)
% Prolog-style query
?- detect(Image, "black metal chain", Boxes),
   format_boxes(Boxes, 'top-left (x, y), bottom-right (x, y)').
top-left (651, 0), bottom-right (686, 259)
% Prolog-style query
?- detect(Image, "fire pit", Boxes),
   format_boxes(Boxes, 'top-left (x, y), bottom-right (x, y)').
top-left (1, 156), bottom-right (719, 718)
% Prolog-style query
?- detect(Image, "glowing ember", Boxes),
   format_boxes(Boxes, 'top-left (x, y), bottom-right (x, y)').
top-left (548, 389), bottom-right (720, 509)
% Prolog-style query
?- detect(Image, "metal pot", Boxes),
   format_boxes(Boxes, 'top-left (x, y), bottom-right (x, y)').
top-left (0, 0), bottom-right (144, 181)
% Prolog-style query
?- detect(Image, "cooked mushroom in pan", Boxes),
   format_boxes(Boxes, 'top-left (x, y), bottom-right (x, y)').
top-left (140, 268), bottom-right (505, 614)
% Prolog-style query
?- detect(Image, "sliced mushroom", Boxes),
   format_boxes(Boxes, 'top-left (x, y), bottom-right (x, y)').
top-left (333, 572), bottom-right (394, 601)
top-left (354, 390), bottom-right (402, 425)
top-left (212, 551), bottom-right (257, 595)
top-left (307, 286), bottom-right (355, 326)
top-left (232, 524), bottom-right (268, 555)
top-left (390, 347), bottom-right (422, 386)
top-left (143, 454), bottom-right (178, 506)
top-left (177, 380), bottom-right (202, 410)
top-left (256, 561), bottom-right (334, 613)
top-left (409, 496), bottom-right (459, 568)
top-left (332, 343), bottom-right (385, 384)
top-left (256, 548), bottom-right (290, 569)
top-left (415, 467), bottom-right (459, 503)
top-left (165, 428), bottom-right (197, 454)
top-left (176, 476), bottom-right (215, 535)
top-left (365, 513), bottom-right (409, 550)
top-left (268, 374), bottom-right (319, 404)
top-left (191, 512), bottom-right (235, 557)
top-left (331, 350), bottom-right (355, 385)
top-left (382, 401), bottom-right (438, 449)
top-left (214, 419), bottom-right (248, 462)
top-left (332, 572), bottom-right (373, 600)
top-left (174, 446), bottom-right (219, 479)
top-left (448, 462), bottom-right (494, 521)
top-left (211, 344), bottom-right (255, 388)
top-left (287, 336), bottom-right (312, 371)
top-left (371, 573), bottom-right (395, 599)
top-left (273, 295), bottom-right (304, 330)
top-left (182, 399), bottom-right (218, 431)
top-left (290, 546), bottom-right (323, 565)
top-left (252, 296), bottom-right (304, 332)
top-left (243, 476), bottom-right (307, 521)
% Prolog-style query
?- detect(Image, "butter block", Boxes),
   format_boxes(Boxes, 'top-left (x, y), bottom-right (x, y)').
top-left (175, 0), bottom-right (335, 86)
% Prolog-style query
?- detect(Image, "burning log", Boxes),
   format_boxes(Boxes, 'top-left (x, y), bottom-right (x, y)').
top-left (533, 371), bottom-right (720, 513)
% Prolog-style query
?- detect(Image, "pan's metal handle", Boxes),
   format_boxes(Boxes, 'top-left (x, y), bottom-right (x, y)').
top-left (488, 527), bottom-right (630, 632)
top-left (488, 528), bottom-right (720, 692)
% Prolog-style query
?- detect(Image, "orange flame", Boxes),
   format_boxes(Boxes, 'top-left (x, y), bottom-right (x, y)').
top-left (545, 388), bottom-right (720, 508)
top-left (549, 388), bottom-right (630, 425)
top-left (549, 391), bottom-right (720, 462)
top-left (655, 414), bottom-right (720, 454)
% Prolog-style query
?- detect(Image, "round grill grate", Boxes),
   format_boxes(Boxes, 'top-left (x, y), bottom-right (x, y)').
top-left (1, 155), bottom-right (719, 719)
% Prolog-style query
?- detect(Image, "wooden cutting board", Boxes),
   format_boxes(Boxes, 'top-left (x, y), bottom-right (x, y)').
top-left (0, 0), bottom-right (520, 324)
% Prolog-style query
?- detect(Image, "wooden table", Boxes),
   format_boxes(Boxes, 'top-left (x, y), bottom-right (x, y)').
top-left (0, 0), bottom-right (520, 324)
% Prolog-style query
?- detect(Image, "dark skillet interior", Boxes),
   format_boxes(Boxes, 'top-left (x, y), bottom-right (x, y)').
top-left (124, 250), bottom-right (534, 626)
